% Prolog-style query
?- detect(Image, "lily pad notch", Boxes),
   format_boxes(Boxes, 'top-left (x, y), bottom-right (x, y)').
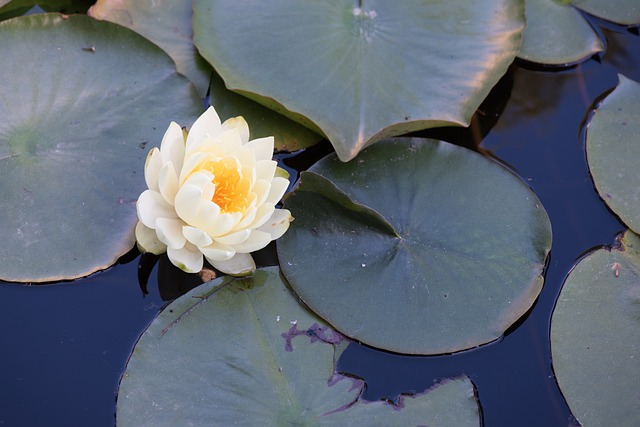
top-left (278, 138), bottom-right (552, 354)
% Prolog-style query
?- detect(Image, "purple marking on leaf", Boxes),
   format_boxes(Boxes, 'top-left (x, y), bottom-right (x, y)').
top-left (327, 373), bottom-right (365, 393)
top-left (281, 322), bottom-right (344, 352)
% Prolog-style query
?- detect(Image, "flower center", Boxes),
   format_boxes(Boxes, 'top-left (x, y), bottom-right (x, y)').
top-left (209, 158), bottom-right (251, 214)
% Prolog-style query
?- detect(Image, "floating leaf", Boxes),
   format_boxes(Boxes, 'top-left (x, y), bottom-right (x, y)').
top-left (519, 0), bottom-right (603, 65)
top-left (89, 0), bottom-right (322, 152)
top-left (193, 0), bottom-right (525, 161)
top-left (88, 0), bottom-right (212, 97)
top-left (208, 72), bottom-right (323, 153)
top-left (0, 14), bottom-right (202, 282)
top-left (587, 74), bottom-right (640, 234)
top-left (551, 230), bottom-right (640, 426)
top-left (573, 0), bottom-right (640, 25)
top-left (116, 267), bottom-right (480, 426)
top-left (277, 138), bottom-right (552, 354)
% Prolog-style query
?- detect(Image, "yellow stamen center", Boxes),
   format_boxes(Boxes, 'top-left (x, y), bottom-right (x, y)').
top-left (208, 158), bottom-right (250, 214)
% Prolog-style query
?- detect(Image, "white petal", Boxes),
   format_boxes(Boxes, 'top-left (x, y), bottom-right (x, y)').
top-left (214, 229), bottom-right (251, 246)
top-left (221, 116), bottom-right (250, 143)
top-left (137, 190), bottom-right (178, 228)
top-left (144, 147), bottom-right (162, 192)
top-left (248, 204), bottom-right (275, 229)
top-left (135, 221), bottom-right (166, 255)
top-left (167, 244), bottom-right (203, 273)
top-left (256, 209), bottom-right (292, 241)
top-left (175, 182), bottom-right (220, 228)
top-left (255, 160), bottom-right (277, 182)
top-left (233, 206), bottom-right (257, 231)
top-left (200, 241), bottom-right (235, 261)
top-left (186, 107), bottom-right (222, 151)
top-left (252, 179), bottom-right (271, 206)
top-left (244, 136), bottom-right (274, 161)
top-left (160, 122), bottom-right (185, 172)
top-left (207, 212), bottom-right (238, 237)
top-left (230, 229), bottom-right (272, 253)
top-left (185, 135), bottom-right (226, 159)
top-left (265, 177), bottom-right (289, 205)
top-left (182, 225), bottom-right (213, 247)
top-left (216, 128), bottom-right (243, 154)
top-left (158, 162), bottom-right (179, 205)
top-left (155, 217), bottom-right (187, 249)
top-left (209, 253), bottom-right (256, 277)
top-left (179, 150), bottom-right (212, 183)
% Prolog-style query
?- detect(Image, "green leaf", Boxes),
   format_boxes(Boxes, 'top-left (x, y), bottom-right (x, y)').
top-left (208, 71), bottom-right (323, 153)
top-left (277, 138), bottom-right (552, 354)
top-left (89, 0), bottom-right (322, 152)
top-left (573, 0), bottom-right (640, 25)
top-left (518, 0), bottom-right (603, 65)
top-left (551, 230), bottom-right (640, 426)
top-left (193, 0), bottom-right (525, 161)
top-left (0, 14), bottom-right (202, 282)
top-left (587, 74), bottom-right (640, 235)
top-left (116, 267), bottom-right (480, 426)
top-left (88, 0), bottom-right (212, 97)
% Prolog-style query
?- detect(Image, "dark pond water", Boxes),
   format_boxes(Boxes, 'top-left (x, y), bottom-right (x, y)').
top-left (1, 15), bottom-right (638, 427)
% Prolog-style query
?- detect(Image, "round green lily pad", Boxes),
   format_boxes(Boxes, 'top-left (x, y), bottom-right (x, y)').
top-left (519, 0), bottom-right (603, 65)
top-left (587, 74), bottom-right (640, 235)
top-left (551, 230), bottom-right (640, 426)
top-left (193, 0), bottom-right (525, 161)
top-left (277, 138), bottom-right (552, 354)
top-left (0, 13), bottom-right (201, 282)
top-left (116, 267), bottom-right (480, 426)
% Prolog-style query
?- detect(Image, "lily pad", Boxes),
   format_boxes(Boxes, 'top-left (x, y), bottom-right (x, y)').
top-left (88, 0), bottom-right (212, 97)
top-left (116, 267), bottom-right (481, 426)
top-left (519, 0), bottom-right (603, 65)
top-left (193, 0), bottom-right (525, 161)
top-left (573, 0), bottom-right (640, 25)
top-left (277, 138), bottom-right (552, 354)
top-left (208, 72), bottom-right (323, 153)
top-left (551, 230), bottom-right (640, 426)
top-left (0, 13), bottom-right (201, 282)
top-left (89, 0), bottom-right (322, 152)
top-left (587, 74), bottom-right (640, 234)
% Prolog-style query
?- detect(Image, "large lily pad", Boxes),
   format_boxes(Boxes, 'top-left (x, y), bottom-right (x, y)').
top-left (0, 14), bottom-right (201, 282)
top-left (193, 0), bottom-right (525, 161)
top-left (587, 75), bottom-right (640, 235)
top-left (277, 138), bottom-right (552, 354)
top-left (89, 0), bottom-right (322, 152)
top-left (551, 230), bottom-right (640, 426)
top-left (519, 0), bottom-right (603, 65)
top-left (116, 267), bottom-right (480, 426)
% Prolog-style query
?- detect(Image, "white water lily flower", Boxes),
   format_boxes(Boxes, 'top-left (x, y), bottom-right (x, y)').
top-left (135, 106), bottom-right (292, 276)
